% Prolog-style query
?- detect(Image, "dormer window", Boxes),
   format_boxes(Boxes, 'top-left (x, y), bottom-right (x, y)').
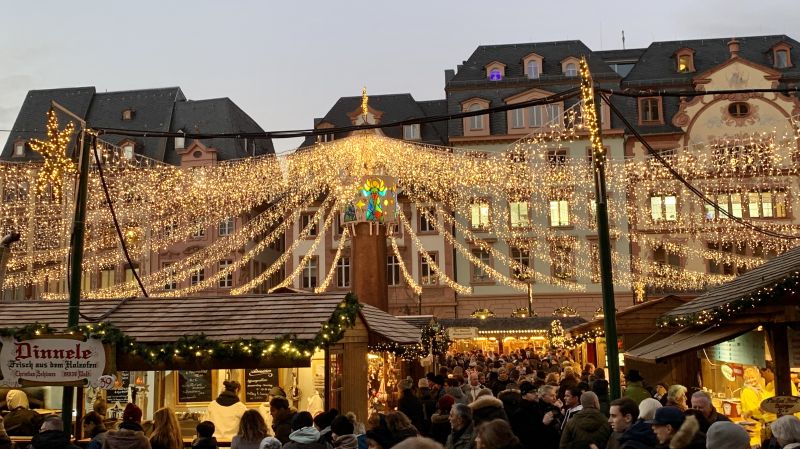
top-left (770, 43), bottom-right (793, 69)
top-left (122, 143), bottom-right (135, 160)
top-left (13, 141), bottom-right (25, 157)
top-left (403, 124), bottom-right (420, 140)
top-left (175, 133), bottom-right (185, 150)
top-left (527, 61), bottom-right (540, 79)
top-left (489, 69), bottom-right (503, 81)
top-left (485, 61), bottom-right (506, 81)
top-left (121, 109), bottom-right (135, 121)
top-left (523, 52), bottom-right (544, 80)
top-left (675, 48), bottom-right (695, 73)
top-left (468, 104), bottom-right (484, 130)
top-left (564, 63), bottom-right (577, 77)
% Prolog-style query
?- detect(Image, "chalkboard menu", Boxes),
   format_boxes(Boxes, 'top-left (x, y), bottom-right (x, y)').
top-left (178, 370), bottom-right (213, 403)
top-left (106, 371), bottom-right (130, 405)
top-left (245, 368), bottom-right (277, 403)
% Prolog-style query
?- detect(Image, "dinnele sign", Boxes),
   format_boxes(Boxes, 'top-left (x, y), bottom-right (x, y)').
top-left (0, 336), bottom-right (107, 387)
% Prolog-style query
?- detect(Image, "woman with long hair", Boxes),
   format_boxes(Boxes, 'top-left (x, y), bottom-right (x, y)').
top-left (231, 410), bottom-right (269, 449)
top-left (150, 408), bottom-right (183, 449)
top-left (474, 419), bottom-right (521, 449)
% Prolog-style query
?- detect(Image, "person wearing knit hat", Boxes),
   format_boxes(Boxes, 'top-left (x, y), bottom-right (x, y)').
top-left (104, 404), bottom-right (150, 449)
top-left (706, 421), bottom-right (750, 449)
top-left (429, 395), bottom-right (456, 445)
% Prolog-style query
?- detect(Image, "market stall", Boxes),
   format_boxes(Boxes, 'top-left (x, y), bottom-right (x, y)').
top-left (436, 316), bottom-right (586, 354)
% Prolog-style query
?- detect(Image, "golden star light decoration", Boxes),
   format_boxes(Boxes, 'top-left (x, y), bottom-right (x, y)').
top-left (27, 108), bottom-right (76, 198)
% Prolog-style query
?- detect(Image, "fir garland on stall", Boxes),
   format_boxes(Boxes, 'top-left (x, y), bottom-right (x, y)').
top-left (0, 293), bottom-right (361, 363)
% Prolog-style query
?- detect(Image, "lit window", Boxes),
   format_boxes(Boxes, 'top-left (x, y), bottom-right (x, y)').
top-left (678, 55), bottom-right (692, 73)
top-left (218, 218), bottom-right (234, 236)
top-left (468, 104), bottom-right (484, 130)
top-left (590, 243), bottom-right (601, 283)
top-left (489, 69), bottom-right (503, 81)
top-left (565, 63), bottom-right (577, 77)
top-left (705, 193), bottom-right (743, 220)
top-left (122, 109), bottom-right (134, 120)
top-left (640, 98), bottom-right (660, 122)
top-left (650, 195), bottom-right (677, 222)
top-left (748, 191), bottom-right (787, 218)
top-left (13, 142), bottom-right (25, 157)
top-left (528, 105), bottom-right (544, 127)
top-left (100, 269), bottom-right (115, 288)
top-left (190, 267), bottom-right (205, 286)
top-left (218, 259), bottom-right (233, 288)
top-left (302, 257), bottom-right (318, 288)
top-left (122, 144), bottom-right (135, 160)
top-left (776, 49), bottom-right (789, 68)
top-left (300, 213), bottom-right (318, 236)
top-left (175, 136), bottom-right (185, 149)
top-left (403, 124), bottom-right (421, 140)
top-left (470, 201), bottom-right (490, 230)
top-left (549, 200), bottom-right (570, 227)
top-left (124, 265), bottom-right (140, 283)
top-left (509, 201), bottom-right (530, 228)
top-left (471, 248), bottom-right (492, 282)
top-left (510, 246), bottom-right (533, 280)
top-left (728, 102), bottom-right (750, 118)
top-left (547, 149), bottom-right (568, 166)
top-left (527, 61), bottom-right (540, 79)
top-left (387, 255), bottom-right (401, 286)
top-left (551, 241), bottom-right (575, 279)
top-left (163, 263), bottom-right (177, 290)
top-left (420, 252), bottom-right (438, 285)
top-left (336, 256), bottom-right (350, 288)
top-left (511, 108), bottom-right (525, 129)
top-left (418, 207), bottom-right (437, 232)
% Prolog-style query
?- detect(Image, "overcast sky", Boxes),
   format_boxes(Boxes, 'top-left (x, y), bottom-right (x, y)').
top-left (2, 0), bottom-right (799, 153)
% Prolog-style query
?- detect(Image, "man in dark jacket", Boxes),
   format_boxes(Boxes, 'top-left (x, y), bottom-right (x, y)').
top-left (30, 416), bottom-right (81, 449)
top-left (646, 406), bottom-right (705, 449)
top-left (511, 382), bottom-right (544, 449)
top-left (690, 391), bottom-right (730, 433)
top-left (539, 385), bottom-right (564, 449)
top-left (445, 404), bottom-right (475, 449)
top-left (269, 397), bottom-right (297, 445)
top-left (596, 397), bottom-right (657, 449)
top-left (397, 378), bottom-right (425, 433)
top-left (559, 392), bottom-right (611, 449)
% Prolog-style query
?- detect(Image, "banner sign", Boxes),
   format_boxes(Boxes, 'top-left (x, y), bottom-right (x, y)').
top-left (447, 327), bottom-right (479, 339)
top-left (0, 336), bottom-right (107, 387)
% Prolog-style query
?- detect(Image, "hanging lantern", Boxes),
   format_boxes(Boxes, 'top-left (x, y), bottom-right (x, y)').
top-left (512, 307), bottom-right (536, 318)
top-left (471, 308), bottom-right (495, 319)
top-left (553, 306), bottom-right (579, 318)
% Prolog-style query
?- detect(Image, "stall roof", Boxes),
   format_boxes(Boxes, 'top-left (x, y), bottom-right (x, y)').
top-left (662, 246), bottom-right (800, 321)
top-left (439, 316), bottom-right (586, 334)
top-left (624, 324), bottom-right (755, 363)
top-left (360, 307), bottom-right (421, 345)
top-left (397, 315), bottom-right (436, 329)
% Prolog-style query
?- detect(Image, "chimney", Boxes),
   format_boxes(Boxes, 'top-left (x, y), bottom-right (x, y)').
top-left (727, 38), bottom-right (740, 58)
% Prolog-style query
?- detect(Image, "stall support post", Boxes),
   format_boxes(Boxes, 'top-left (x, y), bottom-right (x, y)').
top-left (767, 324), bottom-right (791, 397)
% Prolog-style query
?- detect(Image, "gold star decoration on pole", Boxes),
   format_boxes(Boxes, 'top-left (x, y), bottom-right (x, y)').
top-left (28, 108), bottom-right (76, 199)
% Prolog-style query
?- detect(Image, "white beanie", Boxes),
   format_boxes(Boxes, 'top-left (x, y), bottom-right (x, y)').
top-left (706, 421), bottom-right (750, 449)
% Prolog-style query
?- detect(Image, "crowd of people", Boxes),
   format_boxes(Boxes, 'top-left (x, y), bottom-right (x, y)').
top-left (4, 353), bottom-right (800, 449)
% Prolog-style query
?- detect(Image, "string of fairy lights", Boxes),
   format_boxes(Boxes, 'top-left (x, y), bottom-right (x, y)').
top-left (1, 76), bottom-right (799, 306)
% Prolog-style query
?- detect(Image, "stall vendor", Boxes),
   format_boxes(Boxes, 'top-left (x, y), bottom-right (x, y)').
top-left (204, 381), bottom-right (247, 440)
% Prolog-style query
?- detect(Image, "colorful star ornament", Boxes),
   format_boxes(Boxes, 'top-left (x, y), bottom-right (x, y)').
top-left (28, 108), bottom-right (76, 199)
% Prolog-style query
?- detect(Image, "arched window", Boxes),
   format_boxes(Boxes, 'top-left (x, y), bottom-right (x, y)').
top-left (489, 69), bottom-right (503, 81)
top-left (564, 63), bottom-right (577, 77)
top-left (468, 104), bottom-right (484, 130)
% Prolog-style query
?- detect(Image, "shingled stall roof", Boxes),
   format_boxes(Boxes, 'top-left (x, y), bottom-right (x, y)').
top-left (0, 293), bottom-right (417, 368)
top-left (624, 324), bottom-right (755, 364)
top-left (661, 245), bottom-right (800, 326)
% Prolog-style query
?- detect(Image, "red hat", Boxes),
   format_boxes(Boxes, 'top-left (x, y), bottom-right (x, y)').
top-left (437, 394), bottom-right (456, 412)
top-left (122, 403), bottom-right (143, 423)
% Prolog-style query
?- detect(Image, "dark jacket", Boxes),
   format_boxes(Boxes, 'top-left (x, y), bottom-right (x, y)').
top-left (86, 427), bottom-right (108, 449)
top-left (538, 401), bottom-right (564, 449)
top-left (618, 419), bottom-right (659, 449)
top-left (191, 437), bottom-right (218, 449)
top-left (444, 422), bottom-right (475, 449)
top-left (0, 437), bottom-right (11, 449)
top-left (470, 396), bottom-right (508, 427)
top-left (655, 416), bottom-right (705, 449)
top-left (491, 378), bottom-right (511, 397)
top-left (510, 399), bottom-right (543, 449)
top-left (397, 389), bottom-right (425, 433)
top-left (559, 408), bottom-right (612, 449)
top-left (30, 431), bottom-right (81, 449)
top-left (4, 408), bottom-right (45, 436)
top-left (270, 410), bottom-right (296, 445)
top-left (102, 427), bottom-right (152, 449)
top-left (430, 411), bottom-right (452, 445)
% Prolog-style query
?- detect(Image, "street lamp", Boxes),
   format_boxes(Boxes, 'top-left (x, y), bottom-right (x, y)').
top-left (518, 273), bottom-right (537, 317)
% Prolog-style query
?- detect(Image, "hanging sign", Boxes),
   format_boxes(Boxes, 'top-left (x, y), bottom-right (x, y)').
top-left (447, 327), bottom-right (479, 339)
top-left (721, 364), bottom-right (736, 381)
top-left (0, 336), bottom-right (107, 387)
top-left (761, 396), bottom-right (800, 416)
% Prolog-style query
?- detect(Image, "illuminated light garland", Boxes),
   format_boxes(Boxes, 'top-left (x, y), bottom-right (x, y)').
top-left (471, 308), bottom-right (495, 319)
top-left (27, 108), bottom-right (76, 199)
top-left (315, 227), bottom-right (350, 293)
top-left (269, 200), bottom-right (339, 293)
top-left (397, 210), bottom-right (472, 295)
top-left (390, 237), bottom-right (422, 295)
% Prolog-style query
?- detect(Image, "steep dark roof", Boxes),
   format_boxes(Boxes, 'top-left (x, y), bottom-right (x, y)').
top-left (623, 35), bottom-right (800, 85)
top-left (662, 245), bottom-right (800, 322)
top-left (595, 48), bottom-right (646, 62)
top-left (1, 87), bottom-right (95, 160)
top-left (300, 93), bottom-right (448, 148)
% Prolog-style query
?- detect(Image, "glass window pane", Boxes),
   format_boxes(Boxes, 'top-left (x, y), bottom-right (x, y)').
top-left (650, 197), bottom-right (663, 221)
top-left (748, 192), bottom-right (761, 217)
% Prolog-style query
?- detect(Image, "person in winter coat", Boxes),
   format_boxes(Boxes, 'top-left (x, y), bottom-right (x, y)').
top-left (397, 378), bottom-right (425, 434)
top-left (204, 381), bottom-right (247, 440)
top-left (150, 408), bottom-right (183, 449)
top-left (622, 371), bottom-right (650, 406)
top-left (645, 406), bottom-right (705, 449)
top-left (469, 396), bottom-right (507, 428)
top-left (771, 415), bottom-right (800, 449)
top-left (384, 411), bottom-right (419, 446)
top-left (3, 390), bottom-right (44, 436)
top-left (559, 392), bottom-right (611, 449)
top-left (445, 404), bottom-right (475, 449)
top-left (83, 412), bottom-right (109, 449)
top-left (313, 409), bottom-right (338, 448)
top-left (0, 416), bottom-right (10, 449)
top-left (103, 403), bottom-right (151, 449)
top-left (283, 412), bottom-right (327, 449)
top-left (474, 419), bottom-right (521, 449)
top-left (191, 421), bottom-right (218, 449)
top-left (510, 383), bottom-right (542, 449)
top-left (330, 415), bottom-right (358, 449)
top-left (231, 410), bottom-right (269, 449)
top-left (430, 395), bottom-right (455, 445)
top-left (269, 397), bottom-right (296, 445)
top-left (705, 421), bottom-right (750, 449)
top-left (665, 385), bottom-right (688, 412)
top-left (257, 386), bottom-right (286, 432)
top-left (30, 416), bottom-right (81, 449)
top-left (539, 385), bottom-right (564, 449)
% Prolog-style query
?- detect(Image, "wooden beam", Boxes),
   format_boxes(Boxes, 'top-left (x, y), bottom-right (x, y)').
top-left (767, 324), bottom-right (792, 396)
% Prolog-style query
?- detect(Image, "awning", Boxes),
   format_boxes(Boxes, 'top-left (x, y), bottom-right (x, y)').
top-left (624, 324), bottom-right (755, 364)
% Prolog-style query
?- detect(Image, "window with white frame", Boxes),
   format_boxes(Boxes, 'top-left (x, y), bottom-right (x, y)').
top-left (549, 199), bottom-right (570, 227)
top-left (547, 149), bottom-right (568, 166)
top-left (639, 98), bottom-right (661, 122)
top-left (510, 246), bottom-right (533, 280)
top-left (509, 201), bottom-right (530, 228)
top-left (163, 263), bottom-right (177, 290)
top-left (100, 268), bottom-right (115, 288)
top-left (300, 213), bottom-right (318, 236)
top-left (403, 124), bottom-right (421, 140)
top-left (418, 207), bottom-right (437, 232)
top-left (471, 248), bottom-right (492, 283)
top-left (511, 108), bottom-right (525, 129)
top-left (301, 257), bottom-right (318, 288)
top-left (528, 105), bottom-right (544, 127)
top-left (387, 255), bottom-right (401, 286)
top-left (748, 191), bottom-right (787, 218)
top-left (13, 141), bottom-right (25, 157)
top-left (218, 259), bottom-right (233, 288)
top-left (705, 193), bottom-right (743, 220)
top-left (191, 219), bottom-right (206, 238)
top-left (218, 218), bottom-right (234, 236)
top-left (190, 267), bottom-right (205, 286)
top-left (650, 195), bottom-right (677, 222)
top-left (775, 49), bottom-right (789, 68)
top-left (546, 104), bottom-right (563, 126)
top-left (470, 201), bottom-right (490, 230)
top-left (468, 104), bottom-right (484, 130)
top-left (527, 61), bottom-right (540, 79)
top-left (336, 256), bottom-right (350, 288)
top-left (420, 252), bottom-right (438, 285)
top-left (565, 63), bottom-right (578, 77)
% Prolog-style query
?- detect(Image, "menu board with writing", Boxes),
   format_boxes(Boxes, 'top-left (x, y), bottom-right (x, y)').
top-left (177, 370), bottom-right (213, 404)
top-left (245, 368), bottom-right (277, 404)
top-left (106, 371), bottom-right (130, 405)
top-left (708, 331), bottom-right (765, 367)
